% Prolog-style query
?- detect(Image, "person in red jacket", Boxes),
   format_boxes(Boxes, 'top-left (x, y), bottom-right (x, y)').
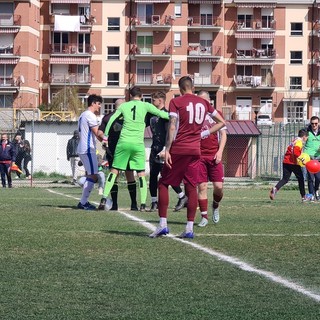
top-left (270, 129), bottom-right (308, 201)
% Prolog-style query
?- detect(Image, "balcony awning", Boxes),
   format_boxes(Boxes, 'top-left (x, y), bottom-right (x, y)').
top-left (0, 27), bottom-right (20, 33)
top-left (135, 0), bottom-right (169, 2)
top-left (236, 59), bottom-right (274, 66)
top-left (50, 57), bottom-right (90, 64)
top-left (51, 0), bottom-right (90, 3)
top-left (188, 57), bottom-right (219, 62)
top-left (235, 32), bottom-right (275, 39)
top-left (188, 0), bottom-right (221, 4)
top-left (234, 1), bottom-right (276, 8)
top-left (0, 58), bottom-right (19, 64)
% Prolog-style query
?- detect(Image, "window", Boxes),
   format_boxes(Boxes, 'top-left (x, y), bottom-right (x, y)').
top-left (78, 33), bottom-right (90, 53)
top-left (290, 51), bottom-right (302, 64)
top-left (290, 77), bottom-right (302, 90)
top-left (137, 35), bottom-right (152, 54)
top-left (237, 65), bottom-right (252, 76)
top-left (0, 95), bottom-right (13, 108)
top-left (291, 23), bottom-right (303, 36)
top-left (107, 46), bottom-right (120, 60)
top-left (174, 3), bottom-right (182, 18)
top-left (174, 61), bottom-right (181, 77)
top-left (201, 13), bottom-right (213, 26)
top-left (174, 32), bottom-right (181, 47)
top-left (108, 17), bottom-right (120, 31)
top-left (53, 32), bottom-right (69, 53)
top-left (237, 14), bottom-right (253, 28)
top-left (51, 3), bottom-right (69, 15)
top-left (137, 61), bottom-right (152, 83)
top-left (107, 73), bottom-right (119, 86)
top-left (286, 101), bottom-right (304, 123)
top-left (0, 65), bottom-right (13, 85)
top-left (137, 4), bottom-right (153, 24)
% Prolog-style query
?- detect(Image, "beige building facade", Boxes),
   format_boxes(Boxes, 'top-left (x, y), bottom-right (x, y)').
top-left (1, 0), bottom-right (320, 129)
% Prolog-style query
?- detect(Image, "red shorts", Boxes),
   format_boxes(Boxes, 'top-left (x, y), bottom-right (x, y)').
top-left (198, 156), bottom-right (224, 183)
top-left (159, 154), bottom-right (200, 187)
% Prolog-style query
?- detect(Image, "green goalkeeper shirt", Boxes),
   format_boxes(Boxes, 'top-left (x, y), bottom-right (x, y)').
top-left (104, 99), bottom-right (169, 144)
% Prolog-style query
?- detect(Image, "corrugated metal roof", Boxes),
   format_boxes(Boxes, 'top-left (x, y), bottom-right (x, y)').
top-left (226, 120), bottom-right (261, 136)
top-left (144, 120), bottom-right (261, 138)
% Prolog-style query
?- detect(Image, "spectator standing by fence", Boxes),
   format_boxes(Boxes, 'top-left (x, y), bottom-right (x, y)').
top-left (0, 133), bottom-right (16, 188)
top-left (304, 116), bottom-right (320, 200)
top-left (67, 130), bottom-right (80, 184)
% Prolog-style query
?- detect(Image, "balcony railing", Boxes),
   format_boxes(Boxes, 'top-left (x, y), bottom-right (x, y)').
top-left (50, 14), bottom-right (95, 26)
top-left (0, 77), bottom-right (19, 87)
top-left (187, 15), bottom-right (221, 27)
top-left (0, 14), bottom-right (21, 27)
top-left (193, 74), bottom-right (220, 86)
top-left (234, 75), bottom-right (276, 88)
top-left (236, 19), bottom-right (276, 31)
top-left (131, 44), bottom-right (171, 56)
top-left (188, 45), bottom-right (221, 57)
top-left (235, 48), bottom-right (276, 59)
top-left (0, 45), bottom-right (21, 56)
top-left (136, 73), bottom-right (172, 85)
top-left (132, 14), bottom-right (174, 27)
top-left (49, 73), bottom-right (92, 85)
top-left (50, 44), bottom-right (92, 54)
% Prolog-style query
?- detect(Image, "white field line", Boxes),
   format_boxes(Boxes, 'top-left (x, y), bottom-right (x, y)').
top-left (47, 189), bottom-right (320, 303)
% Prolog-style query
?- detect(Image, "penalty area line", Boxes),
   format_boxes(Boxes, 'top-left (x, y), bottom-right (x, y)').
top-left (47, 188), bottom-right (320, 303)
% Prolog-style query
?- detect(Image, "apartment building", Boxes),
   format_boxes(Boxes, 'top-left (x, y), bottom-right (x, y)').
top-left (1, 0), bottom-right (320, 129)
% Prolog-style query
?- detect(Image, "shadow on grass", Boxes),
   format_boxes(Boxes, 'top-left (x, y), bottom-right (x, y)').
top-left (102, 230), bottom-right (148, 237)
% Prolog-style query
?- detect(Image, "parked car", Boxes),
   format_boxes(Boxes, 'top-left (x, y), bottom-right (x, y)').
top-left (257, 114), bottom-right (273, 127)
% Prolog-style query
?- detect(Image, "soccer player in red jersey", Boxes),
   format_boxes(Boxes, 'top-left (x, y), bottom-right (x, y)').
top-left (149, 76), bottom-right (226, 239)
top-left (197, 90), bottom-right (227, 227)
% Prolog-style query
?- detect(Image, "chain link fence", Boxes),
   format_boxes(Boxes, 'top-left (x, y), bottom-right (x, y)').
top-left (2, 120), bottom-right (310, 188)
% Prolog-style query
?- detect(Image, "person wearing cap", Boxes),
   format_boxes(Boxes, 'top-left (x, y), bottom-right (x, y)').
top-left (66, 130), bottom-right (80, 184)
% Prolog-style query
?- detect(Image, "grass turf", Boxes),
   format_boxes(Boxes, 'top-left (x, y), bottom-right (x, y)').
top-left (0, 186), bottom-right (319, 319)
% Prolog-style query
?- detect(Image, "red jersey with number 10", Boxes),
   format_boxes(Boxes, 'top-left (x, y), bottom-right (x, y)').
top-left (169, 93), bottom-right (215, 155)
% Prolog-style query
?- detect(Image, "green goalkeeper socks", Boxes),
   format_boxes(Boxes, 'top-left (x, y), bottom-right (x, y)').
top-left (139, 176), bottom-right (147, 205)
top-left (103, 172), bottom-right (117, 198)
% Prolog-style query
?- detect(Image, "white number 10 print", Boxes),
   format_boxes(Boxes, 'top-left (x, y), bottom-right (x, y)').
top-left (186, 102), bottom-right (206, 124)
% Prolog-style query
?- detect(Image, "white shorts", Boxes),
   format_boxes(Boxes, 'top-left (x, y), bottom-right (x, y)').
top-left (79, 153), bottom-right (98, 175)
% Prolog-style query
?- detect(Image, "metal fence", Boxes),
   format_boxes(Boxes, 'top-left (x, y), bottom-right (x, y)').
top-left (257, 122), bottom-right (308, 179)
top-left (1, 121), bottom-right (310, 188)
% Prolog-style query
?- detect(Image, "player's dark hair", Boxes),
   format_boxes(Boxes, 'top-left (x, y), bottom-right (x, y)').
top-left (151, 91), bottom-right (166, 101)
top-left (87, 94), bottom-right (102, 107)
top-left (298, 129), bottom-right (308, 137)
top-left (310, 116), bottom-right (319, 122)
top-left (129, 86), bottom-right (142, 98)
top-left (178, 76), bottom-right (193, 91)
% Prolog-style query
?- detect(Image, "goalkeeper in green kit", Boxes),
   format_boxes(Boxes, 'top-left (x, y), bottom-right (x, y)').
top-left (98, 86), bottom-right (169, 211)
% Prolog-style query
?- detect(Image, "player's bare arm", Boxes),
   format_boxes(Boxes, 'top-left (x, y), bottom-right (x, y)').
top-left (215, 129), bottom-right (227, 164)
top-left (164, 115), bottom-right (177, 169)
top-left (91, 126), bottom-right (103, 142)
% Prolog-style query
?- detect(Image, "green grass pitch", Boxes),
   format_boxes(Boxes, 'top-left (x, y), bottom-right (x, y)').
top-left (0, 185), bottom-right (319, 319)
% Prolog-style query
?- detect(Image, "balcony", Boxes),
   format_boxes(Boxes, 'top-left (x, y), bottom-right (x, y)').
top-left (135, 73), bottom-right (172, 87)
top-left (233, 75), bottom-right (276, 90)
top-left (131, 15), bottom-right (173, 31)
top-left (235, 48), bottom-right (276, 65)
top-left (49, 73), bottom-right (92, 86)
top-left (130, 44), bottom-right (171, 60)
top-left (193, 74), bottom-right (221, 88)
top-left (0, 46), bottom-right (21, 64)
top-left (187, 15), bottom-right (221, 31)
top-left (50, 43), bottom-right (93, 55)
top-left (50, 14), bottom-right (94, 32)
top-left (0, 14), bottom-right (21, 33)
top-left (0, 76), bottom-right (20, 93)
top-left (235, 20), bottom-right (276, 39)
top-left (187, 44), bottom-right (221, 62)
